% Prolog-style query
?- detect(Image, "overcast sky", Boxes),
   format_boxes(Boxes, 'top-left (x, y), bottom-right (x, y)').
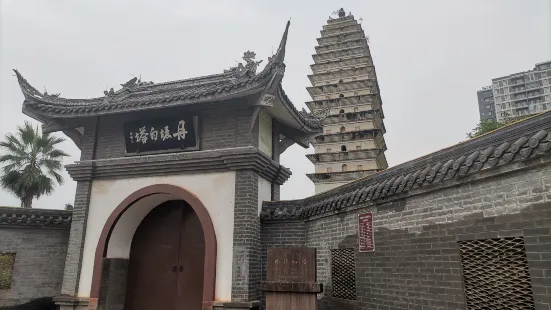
top-left (0, 0), bottom-right (550, 209)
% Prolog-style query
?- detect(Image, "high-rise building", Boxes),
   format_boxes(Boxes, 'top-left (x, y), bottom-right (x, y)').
top-left (305, 8), bottom-right (388, 194)
top-left (477, 86), bottom-right (496, 121)
top-left (491, 60), bottom-right (551, 123)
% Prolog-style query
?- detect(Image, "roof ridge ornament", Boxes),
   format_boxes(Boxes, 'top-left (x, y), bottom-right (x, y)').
top-left (104, 76), bottom-right (154, 98)
top-left (332, 8), bottom-right (346, 18)
top-left (43, 88), bottom-right (60, 99)
top-left (224, 50), bottom-right (263, 80)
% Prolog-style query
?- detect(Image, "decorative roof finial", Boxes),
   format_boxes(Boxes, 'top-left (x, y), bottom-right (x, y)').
top-left (338, 8), bottom-right (346, 18)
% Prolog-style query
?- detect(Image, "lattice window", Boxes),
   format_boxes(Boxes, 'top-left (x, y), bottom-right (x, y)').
top-left (330, 248), bottom-right (356, 300)
top-left (0, 253), bottom-right (16, 290)
top-left (458, 237), bottom-right (535, 310)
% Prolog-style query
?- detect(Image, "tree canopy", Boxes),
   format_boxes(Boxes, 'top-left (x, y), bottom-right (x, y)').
top-left (0, 122), bottom-right (69, 208)
top-left (467, 114), bottom-right (531, 139)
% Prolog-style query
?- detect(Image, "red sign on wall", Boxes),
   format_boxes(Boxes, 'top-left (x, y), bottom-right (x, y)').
top-left (358, 212), bottom-right (375, 252)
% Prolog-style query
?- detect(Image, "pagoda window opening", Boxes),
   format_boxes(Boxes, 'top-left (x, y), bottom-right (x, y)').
top-left (327, 167), bottom-right (332, 173)
top-left (340, 126), bottom-right (346, 133)
top-left (342, 164), bottom-right (348, 172)
top-left (341, 145), bottom-right (347, 152)
top-left (339, 94), bottom-right (345, 98)
top-left (339, 79), bottom-right (344, 84)
top-left (339, 109), bottom-right (345, 114)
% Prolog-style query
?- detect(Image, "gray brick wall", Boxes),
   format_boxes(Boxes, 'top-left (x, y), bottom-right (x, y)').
top-left (0, 227), bottom-right (70, 307)
top-left (232, 170), bottom-right (261, 302)
top-left (261, 163), bottom-right (551, 310)
top-left (61, 119), bottom-right (97, 295)
top-left (94, 100), bottom-right (258, 160)
top-left (260, 221), bottom-right (307, 280)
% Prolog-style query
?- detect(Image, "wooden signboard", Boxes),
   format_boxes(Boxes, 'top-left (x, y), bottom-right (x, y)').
top-left (358, 212), bottom-right (375, 252)
top-left (123, 115), bottom-right (199, 154)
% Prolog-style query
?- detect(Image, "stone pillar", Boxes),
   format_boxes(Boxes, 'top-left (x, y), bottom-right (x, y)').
top-left (231, 170), bottom-right (261, 304)
top-left (58, 118), bottom-right (98, 308)
top-left (271, 121), bottom-right (281, 201)
top-left (60, 180), bottom-right (93, 295)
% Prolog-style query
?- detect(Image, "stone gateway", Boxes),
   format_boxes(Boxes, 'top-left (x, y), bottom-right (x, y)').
top-left (1, 14), bottom-right (550, 310)
top-left (10, 21), bottom-right (323, 310)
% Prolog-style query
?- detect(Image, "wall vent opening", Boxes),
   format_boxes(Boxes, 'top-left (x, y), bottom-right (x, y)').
top-left (458, 237), bottom-right (535, 310)
top-left (0, 253), bottom-right (16, 290)
top-left (330, 248), bottom-right (356, 300)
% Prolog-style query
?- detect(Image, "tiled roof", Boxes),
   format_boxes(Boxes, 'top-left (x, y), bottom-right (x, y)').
top-left (0, 206), bottom-right (72, 228)
top-left (14, 22), bottom-right (321, 130)
top-left (261, 112), bottom-right (551, 221)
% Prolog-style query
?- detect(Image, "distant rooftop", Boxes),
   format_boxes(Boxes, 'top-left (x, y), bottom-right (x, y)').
top-left (492, 60), bottom-right (551, 82)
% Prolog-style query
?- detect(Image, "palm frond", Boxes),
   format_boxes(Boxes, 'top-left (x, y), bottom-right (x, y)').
top-left (35, 175), bottom-right (54, 198)
top-left (0, 154), bottom-right (26, 164)
top-left (47, 149), bottom-right (70, 158)
top-left (18, 122), bottom-right (38, 146)
top-left (0, 122), bottom-right (68, 206)
top-left (0, 134), bottom-right (26, 156)
top-left (0, 171), bottom-right (25, 198)
top-left (49, 171), bottom-right (64, 185)
top-left (38, 158), bottom-right (62, 170)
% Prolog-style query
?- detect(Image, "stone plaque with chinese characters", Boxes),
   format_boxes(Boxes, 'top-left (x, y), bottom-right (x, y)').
top-left (123, 115), bottom-right (199, 154)
top-left (358, 212), bottom-right (375, 252)
top-left (266, 248), bottom-right (316, 283)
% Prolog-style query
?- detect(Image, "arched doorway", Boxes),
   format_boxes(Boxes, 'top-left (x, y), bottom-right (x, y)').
top-left (124, 200), bottom-right (204, 309)
top-left (90, 184), bottom-right (216, 309)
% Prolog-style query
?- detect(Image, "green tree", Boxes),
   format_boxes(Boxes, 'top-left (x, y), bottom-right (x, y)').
top-left (467, 113), bottom-right (531, 139)
top-left (467, 119), bottom-right (504, 139)
top-left (0, 122), bottom-right (68, 208)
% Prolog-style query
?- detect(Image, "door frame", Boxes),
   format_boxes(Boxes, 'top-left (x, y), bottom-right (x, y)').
top-left (89, 184), bottom-right (217, 306)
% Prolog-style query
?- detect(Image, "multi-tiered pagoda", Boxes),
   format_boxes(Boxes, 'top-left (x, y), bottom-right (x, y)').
top-left (306, 8), bottom-right (388, 194)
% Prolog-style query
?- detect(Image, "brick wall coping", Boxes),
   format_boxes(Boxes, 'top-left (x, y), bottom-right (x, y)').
top-left (65, 146), bottom-right (291, 185)
top-left (261, 111), bottom-right (551, 221)
top-left (0, 206), bottom-right (72, 228)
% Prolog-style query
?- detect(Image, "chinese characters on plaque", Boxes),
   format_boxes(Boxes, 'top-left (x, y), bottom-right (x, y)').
top-left (123, 116), bottom-right (198, 154)
top-left (358, 212), bottom-right (375, 252)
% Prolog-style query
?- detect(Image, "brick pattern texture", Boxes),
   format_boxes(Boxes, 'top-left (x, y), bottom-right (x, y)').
top-left (94, 101), bottom-right (258, 160)
top-left (61, 118), bottom-right (97, 295)
top-left (232, 170), bottom-right (262, 302)
top-left (0, 227), bottom-right (69, 307)
top-left (59, 101), bottom-right (268, 306)
top-left (262, 163), bottom-right (551, 310)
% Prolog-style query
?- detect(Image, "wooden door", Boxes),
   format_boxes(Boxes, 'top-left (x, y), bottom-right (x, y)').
top-left (175, 206), bottom-right (205, 309)
top-left (124, 200), bottom-right (205, 310)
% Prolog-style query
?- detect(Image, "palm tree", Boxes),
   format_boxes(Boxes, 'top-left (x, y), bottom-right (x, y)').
top-left (0, 121), bottom-right (68, 208)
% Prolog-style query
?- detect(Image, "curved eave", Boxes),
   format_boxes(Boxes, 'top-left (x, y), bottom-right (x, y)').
top-left (21, 80), bottom-right (270, 119)
top-left (272, 85), bottom-right (322, 133)
top-left (15, 21), bottom-right (294, 120)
